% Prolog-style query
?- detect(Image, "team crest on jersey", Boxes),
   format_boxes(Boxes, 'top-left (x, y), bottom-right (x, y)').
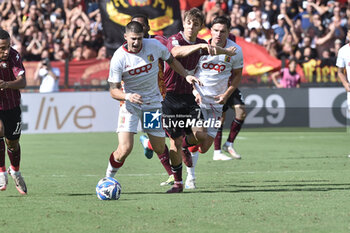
top-left (0, 62), bottom-right (7, 68)
top-left (224, 55), bottom-right (231, 62)
top-left (147, 54), bottom-right (154, 62)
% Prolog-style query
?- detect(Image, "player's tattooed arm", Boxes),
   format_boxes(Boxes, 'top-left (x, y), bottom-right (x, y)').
top-left (108, 81), bottom-right (143, 104)
top-left (108, 82), bottom-right (121, 90)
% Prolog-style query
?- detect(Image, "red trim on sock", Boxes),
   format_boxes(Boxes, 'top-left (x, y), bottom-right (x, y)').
top-left (188, 145), bottom-right (199, 153)
top-left (109, 153), bottom-right (124, 168)
top-left (147, 140), bottom-right (153, 150)
top-left (10, 165), bottom-right (19, 172)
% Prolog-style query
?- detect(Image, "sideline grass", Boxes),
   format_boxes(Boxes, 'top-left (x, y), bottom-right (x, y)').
top-left (1, 130), bottom-right (350, 233)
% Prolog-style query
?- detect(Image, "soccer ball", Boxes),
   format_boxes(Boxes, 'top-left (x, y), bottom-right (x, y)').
top-left (96, 177), bottom-right (122, 200)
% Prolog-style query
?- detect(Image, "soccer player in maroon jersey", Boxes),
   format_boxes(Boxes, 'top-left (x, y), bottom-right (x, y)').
top-left (0, 29), bottom-right (27, 195)
top-left (161, 8), bottom-right (236, 193)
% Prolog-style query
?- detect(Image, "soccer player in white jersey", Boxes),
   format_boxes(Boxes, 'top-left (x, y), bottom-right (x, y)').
top-left (185, 16), bottom-right (244, 188)
top-left (336, 25), bottom-right (350, 157)
top-left (104, 21), bottom-right (200, 193)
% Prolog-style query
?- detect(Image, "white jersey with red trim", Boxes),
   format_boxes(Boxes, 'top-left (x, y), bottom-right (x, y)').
top-left (336, 43), bottom-right (350, 82)
top-left (108, 38), bottom-right (171, 104)
top-left (194, 39), bottom-right (243, 109)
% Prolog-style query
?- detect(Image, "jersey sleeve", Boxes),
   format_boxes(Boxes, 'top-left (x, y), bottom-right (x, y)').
top-left (231, 47), bottom-right (244, 70)
top-left (336, 48), bottom-right (345, 68)
top-left (108, 51), bottom-right (123, 83)
top-left (10, 50), bottom-right (25, 77)
top-left (154, 39), bottom-right (171, 61)
top-left (167, 35), bottom-right (180, 52)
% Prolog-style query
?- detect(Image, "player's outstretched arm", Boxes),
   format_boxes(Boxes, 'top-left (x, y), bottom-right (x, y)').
top-left (211, 46), bottom-right (237, 56)
top-left (166, 55), bottom-right (202, 86)
top-left (215, 68), bottom-right (243, 104)
top-left (171, 43), bottom-right (208, 58)
top-left (109, 82), bottom-right (143, 104)
top-left (0, 74), bottom-right (26, 90)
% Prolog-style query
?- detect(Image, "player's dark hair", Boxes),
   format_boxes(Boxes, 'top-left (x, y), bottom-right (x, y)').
top-left (212, 16), bottom-right (231, 30)
top-left (125, 21), bottom-right (144, 34)
top-left (0, 29), bottom-right (10, 40)
top-left (184, 8), bottom-right (204, 26)
top-left (131, 14), bottom-right (149, 27)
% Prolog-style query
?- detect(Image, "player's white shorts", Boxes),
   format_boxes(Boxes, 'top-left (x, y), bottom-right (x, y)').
top-left (117, 102), bottom-right (165, 137)
top-left (201, 106), bottom-right (223, 138)
top-left (347, 92), bottom-right (350, 111)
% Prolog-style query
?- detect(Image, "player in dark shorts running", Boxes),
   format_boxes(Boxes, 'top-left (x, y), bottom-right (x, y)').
top-left (213, 88), bottom-right (246, 160)
top-left (0, 29), bottom-right (27, 195)
top-left (160, 8), bottom-right (236, 193)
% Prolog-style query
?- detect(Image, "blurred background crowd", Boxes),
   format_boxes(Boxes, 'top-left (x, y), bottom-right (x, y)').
top-left (1, 0), bottom-right (349, 74)
top-left (0, 0), bottom-right (105, 62)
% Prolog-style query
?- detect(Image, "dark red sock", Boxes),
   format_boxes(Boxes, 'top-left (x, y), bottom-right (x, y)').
top-left (0, 139), bottom-right (5, 172)
top-left (157, 145), bottom-right (172, 176)
top-left (214, 126), bottom-right (223, 150)
top-left (227, 118), bottom-right (244, 143)
top-left (8, 145), bottom-right (20, 172)
top-left (171, 164), bottom-right (182, 182)
top-left (147, 140), bottom-right (153, 150)
top-left (109, 153), bottom-right (124, 168)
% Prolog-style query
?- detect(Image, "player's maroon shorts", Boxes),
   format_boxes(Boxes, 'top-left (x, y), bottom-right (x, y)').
top-left (0, 106), bottom-right (22, 140)
top-left (223, 89), bottom-right (245, 112)
top-left (162, 92), bottom-right (202, 139)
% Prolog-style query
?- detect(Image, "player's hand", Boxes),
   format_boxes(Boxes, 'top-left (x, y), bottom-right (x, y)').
top-left (195, 93), bottom-right (202, 104)
top-left (346, 83), bottom-right (350, 92)
top-left (186, 75), bottom-right (202, 86)
top-left (0, 80), bottom-right (8, 90)
top-left (225, 46), bottom-right (237, 56)
top-left (214, 94), bottom-right (227, 105)
top-left (207, 44), bottom-right (216, 56)
top-left (128, 93), bottom-right (143, 104)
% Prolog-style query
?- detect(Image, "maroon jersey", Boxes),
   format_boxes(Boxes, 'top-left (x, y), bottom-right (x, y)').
top-left (0, 48), bottom-right (25, 110)
top-left (164, 32), bottom-right (207, 94)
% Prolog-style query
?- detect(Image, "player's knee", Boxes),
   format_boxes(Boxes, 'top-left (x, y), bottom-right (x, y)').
top-left (173, 137), bottom-right (182, 149)
top-left (235, 106), bottom-right (246, 120)
top-left (152, 143), bottom-right (165, 155)
top-left (117, 144), bottom-right (133, 157)
top-left (6, 140), bottom-right (19, 151)
top-left (239, 110), bottom-right (246, 120)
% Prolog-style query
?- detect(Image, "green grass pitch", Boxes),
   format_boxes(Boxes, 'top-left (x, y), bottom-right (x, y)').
top-left (1, 129), bottom-right (350, 233)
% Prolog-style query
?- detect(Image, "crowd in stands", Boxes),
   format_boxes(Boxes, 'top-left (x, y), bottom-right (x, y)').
top-left (201, 0), bottom-right (350, 68)
top-left (0, 0), bottom-right (105, 62)
top-left (1, 0), bottom-right (349, 70)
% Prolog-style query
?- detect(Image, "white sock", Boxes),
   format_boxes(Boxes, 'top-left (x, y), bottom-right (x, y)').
top-left (186, 151), bottom-right (199, 180)
top-left (105, 161), bottom-right (120, 178)
top-left (142, 138), bottom-right (149, 148)
top-left (214, 150), bottom-right (221, 155)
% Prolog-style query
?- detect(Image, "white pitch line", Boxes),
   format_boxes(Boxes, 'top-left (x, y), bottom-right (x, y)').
top-left (26, 169), bottom-right (348, 179)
